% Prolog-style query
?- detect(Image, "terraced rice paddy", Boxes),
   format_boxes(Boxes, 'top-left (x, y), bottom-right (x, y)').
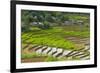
top-left (21, 10), bottom-right (90, 63)
top-left (21, 43), bottom-right (90, 63)
top-left (21, 26), bottom-right (90, 63)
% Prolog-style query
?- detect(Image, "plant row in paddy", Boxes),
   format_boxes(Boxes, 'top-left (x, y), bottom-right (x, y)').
top-left (21, 26), bottom-right (89, 50)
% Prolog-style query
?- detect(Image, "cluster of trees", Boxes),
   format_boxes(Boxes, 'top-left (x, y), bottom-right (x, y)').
top-left (21, 10), bottom-right (90, 31)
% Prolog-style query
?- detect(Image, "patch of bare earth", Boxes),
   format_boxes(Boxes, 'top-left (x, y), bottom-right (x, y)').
top-left (66, 37), bottom-right (89, 44)
top-left (65, 36), bottom-right (90, 49)
top-left (21, 57), bottom-right (47, 63)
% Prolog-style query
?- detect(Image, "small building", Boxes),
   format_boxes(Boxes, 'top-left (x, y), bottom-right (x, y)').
top-left (77, 20), bottom-right (84, 25)
top-left (30, 22), bottom-right (43, 26)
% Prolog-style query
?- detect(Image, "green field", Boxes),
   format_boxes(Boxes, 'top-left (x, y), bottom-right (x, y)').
top-left (22, 26), bottom-right (89, 50)
top-left (21, 10), bottom-right (90, 62)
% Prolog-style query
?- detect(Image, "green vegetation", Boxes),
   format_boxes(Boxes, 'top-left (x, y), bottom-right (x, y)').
top-left (21, 10), bottom-right (90, 62)
top-left (45, 56), bottom-right (58, 62)
top-left (21, 53), bottom-right (39, 59)
top-left (22, 26), bottom-right (89, 50)
top-left (21, 10), bottom-right (90, 32)
top-left (22, 52), bottom-right (68, 62)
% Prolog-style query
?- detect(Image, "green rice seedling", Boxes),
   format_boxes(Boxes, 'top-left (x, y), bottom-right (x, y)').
top-left (45, 56), bottom-right (58, 62)
top-left (21, 52), bottom-right (39, 59)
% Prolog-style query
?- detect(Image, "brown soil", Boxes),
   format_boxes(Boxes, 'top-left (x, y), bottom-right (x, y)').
top-left (21, 57), bottom-right (46, 63)
top-left (66, 37), bottom-right (90, 44)
top-left (66, 37), bottom-right (89, 44)
top-left (65, 36), bottom-right (90, 49)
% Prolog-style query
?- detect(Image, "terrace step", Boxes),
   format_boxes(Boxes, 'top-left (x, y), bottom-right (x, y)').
top-left (23, 44), bottom-right (90, 60)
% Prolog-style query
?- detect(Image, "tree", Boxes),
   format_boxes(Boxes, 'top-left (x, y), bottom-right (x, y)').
top-left (21, 10), bottom-right (90, 31)
top-left (21, 10), bottom-right (34, 32)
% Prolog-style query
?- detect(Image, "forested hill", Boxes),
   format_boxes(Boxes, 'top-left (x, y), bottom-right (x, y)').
top-left (21, 10), bottom-right (90, 31)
